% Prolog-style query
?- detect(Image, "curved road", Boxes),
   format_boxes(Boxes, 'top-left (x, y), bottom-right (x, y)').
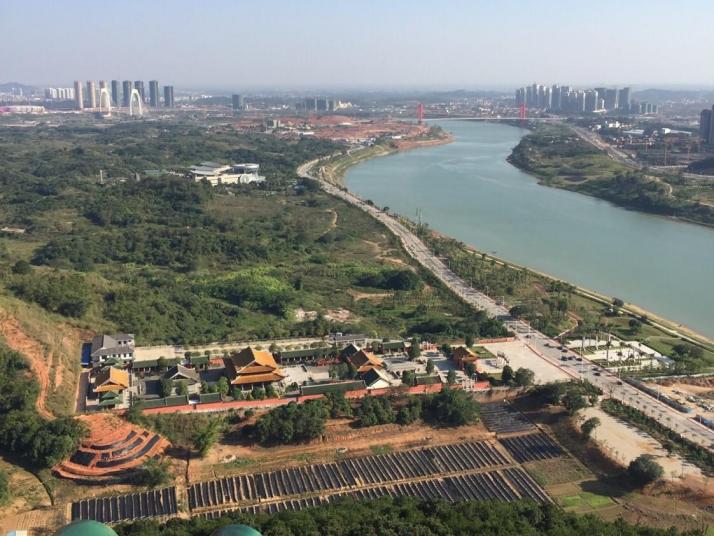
top-left (298, 158), bottom-right (714, 453)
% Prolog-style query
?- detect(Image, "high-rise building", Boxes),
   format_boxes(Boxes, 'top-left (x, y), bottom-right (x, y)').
top-left (604, 88), bottom-right (619, 111)
top-left (619, 87), bottom-right (631, 111)
top-left (111, 80), bottom-right (120, 106)
top-left (316, 98), bottom-right (328, 112)
top-left (86, 80), bottom-right (96, 108)
top-left (699, 107), bottom-right (714, 144)
top-left (163, 85), bottom-right (175, 108)
top-left (149, 80), bottom-right (159, 107)
top-left (232, 94), bottom-right (244, 111)
top-left (73, 80), bottom-right (84, 110)
top-left (122, 80), bottom-right (132, 107)
top-left (303, 97), bottom-right (317, 112)
top-left (515, 87), bottom-right (526, 107)
top-left (134, 81), bottom-right (145, 103)
top-left (99, 80), bottom-right (107, 90)
top-left (584, 90), bottom-right (598, 112)
top-left (550, 85), bottom-right (561, 111)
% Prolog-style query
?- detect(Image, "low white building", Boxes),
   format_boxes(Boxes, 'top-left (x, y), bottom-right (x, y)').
top-left (189, 162), bottom-right (265, 186)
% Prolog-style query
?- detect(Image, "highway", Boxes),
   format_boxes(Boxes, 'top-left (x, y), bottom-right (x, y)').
top-left (298, 159), bottom-right (714, 453)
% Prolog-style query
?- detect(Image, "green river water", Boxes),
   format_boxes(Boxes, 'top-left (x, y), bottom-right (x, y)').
top-left (346, 120), bottom-right (714, 339)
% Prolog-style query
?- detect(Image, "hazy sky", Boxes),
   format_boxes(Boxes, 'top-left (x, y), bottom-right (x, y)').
top-left (2, 0), bottom-right (713, 90)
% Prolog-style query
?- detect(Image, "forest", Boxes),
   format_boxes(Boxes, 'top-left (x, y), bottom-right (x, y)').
top-left (113, 496), bottom-right (702, 536)
top-left (0, 121), bottom-right (508, 345)
top-left (0, 345), bottom-right (85, 469)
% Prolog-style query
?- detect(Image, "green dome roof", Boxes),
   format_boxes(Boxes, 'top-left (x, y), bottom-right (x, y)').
top-left (55, 520), bottom-right (118, 536)
top-left (211, 525), bottom-right (262, 536)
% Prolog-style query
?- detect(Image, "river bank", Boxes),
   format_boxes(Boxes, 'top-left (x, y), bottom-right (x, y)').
top-left (314, 129), bottom-right (453, 186)
top-left (507, 123), bottom-right (714, 229)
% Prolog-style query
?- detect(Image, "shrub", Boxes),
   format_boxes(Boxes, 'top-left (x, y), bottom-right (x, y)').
top-left (628, 454), bottom-right (664, 485)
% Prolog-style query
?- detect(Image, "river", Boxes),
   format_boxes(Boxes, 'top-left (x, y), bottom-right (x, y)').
top-left (346, 120), bottom-right (714, 339)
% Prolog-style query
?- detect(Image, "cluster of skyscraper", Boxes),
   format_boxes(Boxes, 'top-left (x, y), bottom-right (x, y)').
top-left (44, 87), bottom-right (76, 100)
top-left (72, 80), bottom-right (175, 111)
top-left (515, 84), bottom-right (654, 114)
top-left (302, 97), bottom-right (341, 113)
top-left (700, 105), bottom-right (714, 144)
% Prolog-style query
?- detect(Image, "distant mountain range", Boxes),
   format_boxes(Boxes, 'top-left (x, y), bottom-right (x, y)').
top-left (0, 82), bottom-right (38, 93)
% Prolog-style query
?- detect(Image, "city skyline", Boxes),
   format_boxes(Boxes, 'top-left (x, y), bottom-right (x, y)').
top-left (2, 0), bottom-right (714, 88)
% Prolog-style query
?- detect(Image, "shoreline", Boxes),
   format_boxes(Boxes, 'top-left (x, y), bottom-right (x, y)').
top-left (316, 131), bottom-right (454, 187)
top-left (507, 124), bottom-right (714, 230)
top-left (304, 128), bottom-right (714, 350)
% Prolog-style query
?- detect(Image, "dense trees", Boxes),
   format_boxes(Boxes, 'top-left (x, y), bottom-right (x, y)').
top-left (256, 401), bottom-right (328, 445)
top-left (0, 469), bottom-right (9, 505)
top-left (562, 392), bottom-right (588, 415)
top-left (628, 454), bottom-right (664, 485)
top-left (192, 421), bottom-right (222, 458)
top-left (357, 268), bottom-right (422, 291)
top-left (581, 417), bottom-right (601, 438)
top-left (514, 367), bottom-right (535, 387)
top-left (0, 346), bottom-right (86, 468)
top-left (113, 496), bottom-right (697, 536)
top-left (355, 397), bottom-right (396, 427)
top-left (9, 271), bottom-right (91, 318)
top-left (422, 387), bottom-right (480, 426)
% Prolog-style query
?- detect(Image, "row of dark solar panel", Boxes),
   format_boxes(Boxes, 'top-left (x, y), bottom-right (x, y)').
top-left (480, 402), bottom-right (536, 434)
top-left (188, 461), bottom-right (354, 510)
top-left (188, 441), bottom-right (508, 510)
top-left (70, 487), bottom-right (177, 523)
top-left (95, 435), bottom-right (162, 468)
top-left (92, 430), bottom-right (137, 451)
top-left (499, 432), bottom-right (564, 463)
top-left (195, 467), bottom-right (550, 519)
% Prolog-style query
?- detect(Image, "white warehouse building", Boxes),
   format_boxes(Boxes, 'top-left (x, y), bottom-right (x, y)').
top-left (189, 162), bottom-right (265, 186)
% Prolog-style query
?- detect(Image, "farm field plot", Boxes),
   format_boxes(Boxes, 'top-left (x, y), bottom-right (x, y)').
top-left (480, 402), bottom-right (536, 434)
top-left (188, 440), bottom-right (511, 511)
top-left (70, 487), bottom-right (178, 524)
top-left (499, 433), bottom-right (564, 463)
top-left (523, 457), bottom-right (592, 486)
top-left (196, 466), bottom-right (551, 519)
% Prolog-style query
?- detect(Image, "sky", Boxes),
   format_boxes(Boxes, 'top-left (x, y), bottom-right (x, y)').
top-left (2, 0), bottom-right (714, 91)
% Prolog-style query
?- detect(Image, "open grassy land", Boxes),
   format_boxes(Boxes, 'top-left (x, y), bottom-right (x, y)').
top-left (508, 123), bottom-right (714, 227)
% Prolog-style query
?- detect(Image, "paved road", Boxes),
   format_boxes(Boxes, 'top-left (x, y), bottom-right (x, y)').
top-left (298, 160), bottom-right (714, 453)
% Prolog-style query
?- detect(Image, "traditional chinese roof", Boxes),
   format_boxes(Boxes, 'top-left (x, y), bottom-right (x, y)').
top-left (225, 347), bottom-right (284, 385)
top-left (94, 366), bottom-right (129, 393)
top-left (346, 349), bottom-right (383, 373)
top-left (230, 372), bottom-right (285, 385)
top-left (452, 346), bottom-right (478, 362)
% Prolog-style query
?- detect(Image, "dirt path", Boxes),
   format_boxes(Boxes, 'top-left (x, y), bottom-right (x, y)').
top-left (0, 314), bottom-right (54, 419)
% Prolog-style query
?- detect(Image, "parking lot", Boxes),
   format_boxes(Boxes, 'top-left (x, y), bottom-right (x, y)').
top-left (480, 341), bottom-right (571, 384)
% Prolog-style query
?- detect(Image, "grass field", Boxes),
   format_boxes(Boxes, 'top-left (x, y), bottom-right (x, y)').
top-left (560, 491), bottom-right (615, 512)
